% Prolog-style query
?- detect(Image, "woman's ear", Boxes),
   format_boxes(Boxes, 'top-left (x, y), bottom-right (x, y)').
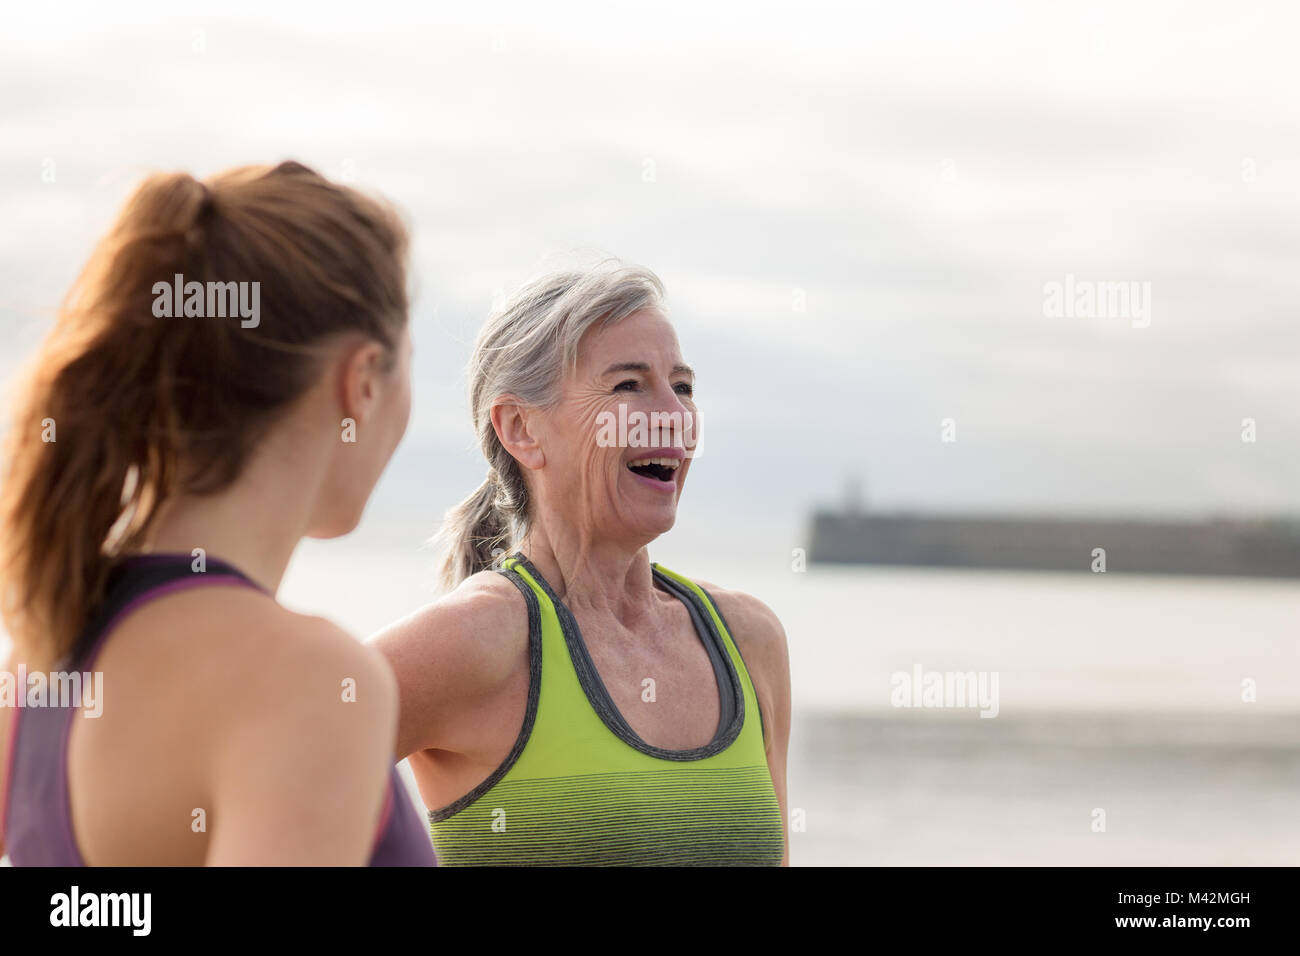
top-left (491, 397), bottom-right (546, 471)
top-left (339, 339), bottom-right (388, 425)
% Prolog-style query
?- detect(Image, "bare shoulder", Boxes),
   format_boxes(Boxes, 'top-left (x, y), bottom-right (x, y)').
top-left (204, 599), bottom-right (396, 777)
top-left (63, 586), bottom-right (396, 865)
top-left (692, 579), bottom-right (789, 668)
top-left (369, 569), bottom-right (531, 758)
top-left (236, 603), bottom-right (396, 718)
top-left (148, 594), bottom-right (397, 864)
top-left (98, 585), bottom-right (396, 738)
top-left (370, 568), bottom-right (529, 690)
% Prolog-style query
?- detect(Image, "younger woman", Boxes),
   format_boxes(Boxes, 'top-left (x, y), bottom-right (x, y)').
top-left (0, 161), bottom-right (435, 865)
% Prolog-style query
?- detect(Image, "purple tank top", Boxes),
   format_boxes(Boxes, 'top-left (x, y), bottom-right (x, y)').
top-left (2, 554), bottom-right (435, 866)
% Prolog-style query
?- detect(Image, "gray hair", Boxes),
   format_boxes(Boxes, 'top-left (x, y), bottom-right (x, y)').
top-left (438, 261), bottom-right (666, 589)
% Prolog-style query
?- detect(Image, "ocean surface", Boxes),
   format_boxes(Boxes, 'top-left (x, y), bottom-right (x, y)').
top-left (4, 540), bottom-right (1297, 865)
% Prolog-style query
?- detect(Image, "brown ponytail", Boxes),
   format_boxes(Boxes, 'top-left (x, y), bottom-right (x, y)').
top-left (0, 161), bottom-right (409, 668)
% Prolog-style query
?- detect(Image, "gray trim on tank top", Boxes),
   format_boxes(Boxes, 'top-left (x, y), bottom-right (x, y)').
top-left (652, 572), bottom-right (736, 733)
top-left (511, 554), bottom-right (745, 762)
top-left (425, 555), bottom-right (751, 828)
top-left (696, 583), bottom-right (766, 746)
top-left (426, 566), bottom-right (543, 825)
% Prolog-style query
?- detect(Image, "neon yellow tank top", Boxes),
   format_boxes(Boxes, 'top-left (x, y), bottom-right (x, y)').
top-left (427, 553), bottom-right (785, 866)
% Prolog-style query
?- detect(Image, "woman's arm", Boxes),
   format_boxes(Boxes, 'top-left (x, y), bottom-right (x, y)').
top-left (370, 570), bottom-right (528, 761)
top-left (699, 586), bottom-right (793, 866)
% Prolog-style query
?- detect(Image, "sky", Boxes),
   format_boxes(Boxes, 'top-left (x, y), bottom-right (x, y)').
top-left (2, 0), bottom-right (1298, 562)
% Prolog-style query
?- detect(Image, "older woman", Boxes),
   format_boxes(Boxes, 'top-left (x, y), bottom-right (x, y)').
top-left (375, 264), bottom-right (790, 865)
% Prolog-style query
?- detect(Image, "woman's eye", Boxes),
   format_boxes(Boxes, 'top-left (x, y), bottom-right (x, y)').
top-left (674, 382), bottom-right (694, 397)
top-left (614, 379), bottom-right (639, 392)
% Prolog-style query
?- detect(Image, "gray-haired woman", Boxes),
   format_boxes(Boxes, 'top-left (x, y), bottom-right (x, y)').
top-left (375, 263), bottom-right (790, 866)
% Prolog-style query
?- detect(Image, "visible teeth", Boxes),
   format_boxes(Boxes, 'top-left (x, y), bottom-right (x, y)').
top-left (628, 457), bottom-right (680, 469)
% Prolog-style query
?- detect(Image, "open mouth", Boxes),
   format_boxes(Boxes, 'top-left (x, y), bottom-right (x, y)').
top-left (626, 456), bottom-right (681, 483)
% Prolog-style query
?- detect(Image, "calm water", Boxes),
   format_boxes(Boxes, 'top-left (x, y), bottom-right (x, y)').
top-left (787, 710), bottom-right (1299, 865)
top-left (276, 539), bottom-right (1300, 715)
top-left (4, 541), bottom-right (1296, 865)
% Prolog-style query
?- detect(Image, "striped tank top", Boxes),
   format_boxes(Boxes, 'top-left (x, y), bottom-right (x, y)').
top-left (427, 553), bottom-right (784, 865)
top-left (2, 553), bottom-right (435, 867)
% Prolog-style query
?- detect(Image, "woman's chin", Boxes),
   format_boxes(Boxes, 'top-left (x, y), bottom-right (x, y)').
top-left (615, 502), bottom-right (679, 542)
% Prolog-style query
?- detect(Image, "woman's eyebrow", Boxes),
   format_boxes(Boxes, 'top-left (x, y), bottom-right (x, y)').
top-left (600, 361), bottom-right (695, 377)
top-left (602, 361), bottom-right (651, 375)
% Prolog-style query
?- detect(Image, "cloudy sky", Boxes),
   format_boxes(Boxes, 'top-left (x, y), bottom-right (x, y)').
top-left (3, 0), bottom-right (1298, 559)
